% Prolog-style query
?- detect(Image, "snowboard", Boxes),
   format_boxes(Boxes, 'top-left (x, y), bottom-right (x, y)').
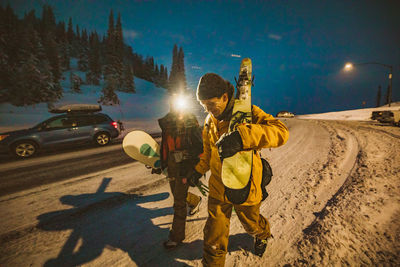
top-left (122, 130), bottom-right (161, 169)
top-left (221, 58), bottom-right (253, 189)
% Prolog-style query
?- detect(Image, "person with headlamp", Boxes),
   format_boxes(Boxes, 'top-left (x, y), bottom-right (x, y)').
top-left (156, 92), bottom-right (204, 249)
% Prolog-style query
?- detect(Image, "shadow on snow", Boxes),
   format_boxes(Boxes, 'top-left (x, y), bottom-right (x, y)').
top-left (36, 177), bottom-right (256, 266)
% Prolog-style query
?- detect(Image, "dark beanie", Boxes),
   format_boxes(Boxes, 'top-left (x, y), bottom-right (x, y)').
top-left (196, 73), bottom-right (234, 100)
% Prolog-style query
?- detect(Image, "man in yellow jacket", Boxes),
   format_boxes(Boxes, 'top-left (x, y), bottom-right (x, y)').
top-left (185, 73), bottom-right (289, 266)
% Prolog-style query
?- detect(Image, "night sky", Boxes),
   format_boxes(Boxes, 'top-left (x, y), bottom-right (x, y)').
top-left (7, 0), bottom-right (400, 115)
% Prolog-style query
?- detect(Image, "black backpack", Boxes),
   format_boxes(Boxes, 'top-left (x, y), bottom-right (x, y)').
top-left (260, 157), bottom-right (273, 201)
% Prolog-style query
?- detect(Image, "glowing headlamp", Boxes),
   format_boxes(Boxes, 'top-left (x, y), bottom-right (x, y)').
top-left (173, 94), bottom-right (189, 111)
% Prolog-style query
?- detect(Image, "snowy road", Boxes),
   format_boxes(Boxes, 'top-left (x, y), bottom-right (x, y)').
top-left (0, 143), bottom-right (132, 197)
top-left (0, 119), bottom-right (399, 266)
top-left (0, 133), bottom-right (161, 197)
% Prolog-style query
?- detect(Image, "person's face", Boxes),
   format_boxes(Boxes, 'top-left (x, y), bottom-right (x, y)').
top-left (199, 93), bottom-right (229, 118)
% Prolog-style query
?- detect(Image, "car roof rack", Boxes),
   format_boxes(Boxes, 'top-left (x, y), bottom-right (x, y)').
top-left (49, 104), bottom-right (102, 114)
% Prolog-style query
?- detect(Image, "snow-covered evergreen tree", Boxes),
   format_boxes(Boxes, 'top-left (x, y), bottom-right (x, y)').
top-left (122, 64), bottom-right (135, 93)
top-left (99, 74), bottom-right (120, 105)
top-left (78, 29), bottom-right (89, 71)
top-left (70, 72), bottom-right (82, 93)
top-left (86, 31), bottom-right (102, 85)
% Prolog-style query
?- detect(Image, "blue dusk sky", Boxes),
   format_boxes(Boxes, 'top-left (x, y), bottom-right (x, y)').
top-left (6, 0), bottom-right (400, 115)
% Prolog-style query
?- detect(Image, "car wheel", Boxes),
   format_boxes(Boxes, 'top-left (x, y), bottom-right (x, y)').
top-left (94, 132), bottom-right (111, 146)
top-left (12, 141), bottom-right (38, 158)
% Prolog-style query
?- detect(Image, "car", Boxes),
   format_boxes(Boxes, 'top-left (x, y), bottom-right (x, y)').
top-left (376, 110), bottom-right (400, 126)
top-left (371, 111), bottom-right (383, 120)
top-left (0, 105), bottom-right (121, 158)
top-left (276, 110), bottom-right (295, 118)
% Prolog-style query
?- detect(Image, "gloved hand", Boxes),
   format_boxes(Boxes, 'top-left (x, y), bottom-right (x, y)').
top-left (216, 130), bottom-right (243, 159)
top-left (151, 168), bottom-right (162, 175)
top-left (184, 168), bottom-right (203, 187)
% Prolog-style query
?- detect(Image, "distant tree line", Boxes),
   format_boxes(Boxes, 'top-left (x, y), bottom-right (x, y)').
top-left (0, 5), bottom-right (182, 106)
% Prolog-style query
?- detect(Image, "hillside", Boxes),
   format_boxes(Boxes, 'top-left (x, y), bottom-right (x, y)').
top-left (0, 59), bottom-right (202, 134)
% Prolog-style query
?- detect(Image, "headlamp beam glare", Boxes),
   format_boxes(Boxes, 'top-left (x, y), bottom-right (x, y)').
top-left (173, 94), bottom-right (188, 111)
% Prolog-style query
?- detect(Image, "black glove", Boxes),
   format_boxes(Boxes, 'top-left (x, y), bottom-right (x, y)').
top-left (216, 130), bottom-right (243, 159)
top-left (186, 168), bottom-right (203, 187)
top-left (151, 168), bottom-right (162, 174)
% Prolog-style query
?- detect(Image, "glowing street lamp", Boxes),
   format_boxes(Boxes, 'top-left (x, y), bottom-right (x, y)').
top-left (344, 62), bottom-right (354, 71)
top-left (343, 62), bottom-right (393, 107)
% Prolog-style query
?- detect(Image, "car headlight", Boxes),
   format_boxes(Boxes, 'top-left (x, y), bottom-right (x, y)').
top-left (0, 135), bottom-right (9, 142)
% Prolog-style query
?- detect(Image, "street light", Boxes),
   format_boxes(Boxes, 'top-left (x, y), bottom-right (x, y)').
top-left (344, 62), bottom-right (393, 107)
top-left (344, 63), bottom-right (354, 71)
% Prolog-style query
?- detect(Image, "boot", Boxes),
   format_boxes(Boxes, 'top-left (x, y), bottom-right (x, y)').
top-left (254, 237), bottom-right (268, 257)
top-left (163, 239), bottom-right (181, 250)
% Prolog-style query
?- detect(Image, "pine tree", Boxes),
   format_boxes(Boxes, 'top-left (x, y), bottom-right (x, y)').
top-left (70, 72), bottom-right (82, 93)
top-left (177, 46), bottom-right (187, 91)
top-left (99, 75), bottom-right (120, 105)
top-left (86, 31), bottom-right (102, 85)
top-left (67, 17), bottom-right (74, 43)
top-left (101, 10), bottom-right (119, 104)
top-left (168, 44), bottom-right (179, 92)
top-left (114, 13), bottom-right (124, 89)
top-left (44, 33), bottom-right (62, 81)
top-left (115, 13), bottom-right (124, 61)
top-left (154, 64), bottom-right (160, 86)
top-left (55, 21), bottom-right (66, 43)
top-left (75, 25), bottom-right (80, 41)
top-left (376, 85), bottom-right (381, 107)
top-left (40, 5), bottom-right (56, 39)
top-left (122, 64), bottom-right (135, 93)
top-left (104, 9), bottom-right (115, 78)
top-left (163, 66), bottom-right (168, 88)
top-left (158, 64), bottom-right (165, 87)
top-left (143, 56), bottom-right (154, 81)
top-left (0, 33), bottom-right (9, 102)
top-left (132, 53), bottom-right (144, 79)
top-left (168, 44), bottom-right (187, 93)
top-left (0, 6), bottom-right (12, 101)
top-left (12, 26), bottom-right (61, 106)
top-left (4, 4), bottom-right (19, 64)
top-left (78, 29), bottom-right (89, 71)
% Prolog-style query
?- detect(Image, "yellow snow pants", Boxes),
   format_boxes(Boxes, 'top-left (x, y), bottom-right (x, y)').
top-left (202, 197), bottom-right (271, 267)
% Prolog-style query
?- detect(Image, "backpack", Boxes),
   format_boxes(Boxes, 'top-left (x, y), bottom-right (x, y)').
top-left (260, 157), bottom-right (273, 201)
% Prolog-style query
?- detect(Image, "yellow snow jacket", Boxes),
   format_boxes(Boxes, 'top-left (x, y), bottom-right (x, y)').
top-left (195, 105), bottom-right (289, 206)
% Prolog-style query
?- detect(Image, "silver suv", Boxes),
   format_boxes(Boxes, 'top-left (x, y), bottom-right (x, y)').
top-left (0, 112), bottom-right (120, 158)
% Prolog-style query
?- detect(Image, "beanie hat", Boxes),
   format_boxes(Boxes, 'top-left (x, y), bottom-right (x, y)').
top-left (196, 73), bottom-right (234, 100)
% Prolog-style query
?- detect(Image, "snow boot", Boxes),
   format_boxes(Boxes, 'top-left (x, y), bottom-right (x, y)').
top-left (254, 237), bottom-right (268, 257)
top-left (163, 239), bottom-right (181, 250)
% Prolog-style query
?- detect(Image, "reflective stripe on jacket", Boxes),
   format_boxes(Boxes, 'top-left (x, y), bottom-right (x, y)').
top-left (195, 105), bottom-right (289, 206)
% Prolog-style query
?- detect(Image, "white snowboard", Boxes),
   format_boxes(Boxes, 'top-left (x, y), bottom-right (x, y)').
top-left (122, 130), bottom-right (161, 169)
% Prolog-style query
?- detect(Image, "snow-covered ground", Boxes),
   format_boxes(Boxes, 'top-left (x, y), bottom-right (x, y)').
top-left (297, 102), bottom-right (400, 121)
top-left (1, 117), bottom-right (399, 266)
top-left (0, 103), bottom-right (399, 266)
